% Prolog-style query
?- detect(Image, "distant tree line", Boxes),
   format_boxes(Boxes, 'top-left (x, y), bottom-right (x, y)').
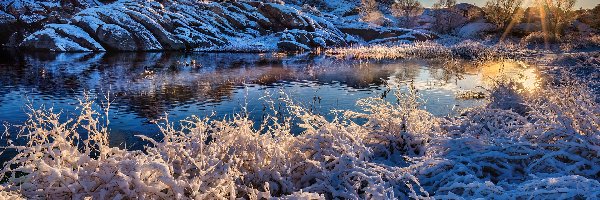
top-left (355, 0), bottom-right (593, 38)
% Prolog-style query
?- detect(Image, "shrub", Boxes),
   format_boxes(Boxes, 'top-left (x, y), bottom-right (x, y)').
top-left (432, 10), bottom-right (466, 33)
top-left (483, 0), bottom-right (524, 29)
top-left (536, 0), bottom-right (578, 38)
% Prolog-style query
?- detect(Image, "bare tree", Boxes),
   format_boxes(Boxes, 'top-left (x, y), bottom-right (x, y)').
top-left (360, 0), bottom-right (386, 25)
top-left (483, 0), bottom-right (524, 29)
top-left (392, 0), bottom-right (424, 28)
top-left (433, 0), bottom-right (456, 9)
top-left (537, 0), bottom-right (577, 38)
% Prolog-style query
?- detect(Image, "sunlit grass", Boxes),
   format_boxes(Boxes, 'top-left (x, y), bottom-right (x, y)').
top-left (325, 40), bottom-right (534, 62)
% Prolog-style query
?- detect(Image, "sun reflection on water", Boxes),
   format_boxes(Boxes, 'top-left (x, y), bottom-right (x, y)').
top-left (470, 61), bottom-right (542, 92)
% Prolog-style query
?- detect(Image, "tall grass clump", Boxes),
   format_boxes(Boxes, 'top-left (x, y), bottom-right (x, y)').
top-left (0, 76), bottom-right (599, 199)
top-left (325, 41), bottom-right (532, 61)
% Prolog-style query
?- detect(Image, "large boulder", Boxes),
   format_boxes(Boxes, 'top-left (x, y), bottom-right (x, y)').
top-left (338, 24), bottom-right (437, 43)
top-left (570, 20), bottom-right (595, 34)
top-left (3, 0), bottom-right (50, 24)
top-left (276, 29), bottom-right (346, 51)
top-left (415, 9), bottom-right (436, 30)
top-left (0, 0), bottom-right (104, 47)
top-left (258, 3), bottom-right (317, 31)
top-left (18, 0), bottom-right (350, 52)
top-left (0, 10), bottom-right (15, 25)
top-left (20, 24), bottom-right (104, 51)
top-left (415, 3), bottom-right (483, 34)
top-left (512, 23), bottom-right (542, 36)
top-left (457, 22), bottom-right (497, 38)
top-left (452, 3), bottom-right (485, 22)
top-left (1, 0), bottom-right (102, 24)
top-left (0, 10), bottom-right (16, 44)
top-left (96, 24), bottom-right (136, 51)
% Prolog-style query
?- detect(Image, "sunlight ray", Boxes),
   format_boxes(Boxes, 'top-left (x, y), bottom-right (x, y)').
top-left (500, 1), bottom-right (528, 42)
top-left (538, 0), bottom-right (551, 49)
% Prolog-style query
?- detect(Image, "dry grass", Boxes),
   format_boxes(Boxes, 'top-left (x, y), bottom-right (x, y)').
top-left (325, 40), bottom-right (532, 61)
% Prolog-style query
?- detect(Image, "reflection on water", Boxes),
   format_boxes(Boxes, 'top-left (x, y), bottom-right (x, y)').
top-left (0, 51), bottom-right (540, 150)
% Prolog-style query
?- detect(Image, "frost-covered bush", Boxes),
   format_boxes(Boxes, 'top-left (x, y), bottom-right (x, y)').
top-left (1, 76), bottom-right (599, 199)
top-left (0, 90), bottom-right (432, 199)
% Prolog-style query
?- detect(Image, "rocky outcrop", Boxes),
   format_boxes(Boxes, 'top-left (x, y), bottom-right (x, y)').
top-left (0, 0), bottom-right (104, 47)
top-left (14, 0), bottom-right (354, 52)
top-left (96, 24), bottom-right (136, 51)
top-left (20, 24), bottom-right (104, 51)
top-left (415, 8), bottom-right (468, 33)
top-left (0, 10), bottom-right (16, 44)
top-left (4, 0), bottom-right (444, 52)
top-left (337, 24), bottom-right (438, 44)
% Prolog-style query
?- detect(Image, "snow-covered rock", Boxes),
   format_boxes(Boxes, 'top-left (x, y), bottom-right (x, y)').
top-left (0, 10), bottom-right (15, 25)
top-left (416, 4), bottom-right (483, 34)
top-left (20, 24), bottom-right (104, 51)
top-left (337, 24), bottom-right (437, 44)
top-left (0, 10), bottom-right (16, 44)
top-left (570, 20), bottom-right (595, 34)
top-left (16, 0), bottom-right (353, 52)
top-left (7, 0), bottom-right (442, 52)
top-left (0, 0), bottom-right (104, 47)
top-left (276, 29), bottom-right (345, 51)
top-left (457, 22), bottom-right (497, 38)
top-left (452, 3), bottom-right (485, 22)
top-left (0, 0), bottom-right (101, 24)
top-left (96, 24), bottom-right (136, 51)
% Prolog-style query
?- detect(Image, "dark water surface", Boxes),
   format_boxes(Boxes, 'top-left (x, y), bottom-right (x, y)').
top-left (0, 51), bottom-right (540, 153)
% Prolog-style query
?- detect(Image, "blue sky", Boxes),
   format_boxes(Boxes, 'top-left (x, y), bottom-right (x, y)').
top-left (419, 0), bottom-right (597, 9)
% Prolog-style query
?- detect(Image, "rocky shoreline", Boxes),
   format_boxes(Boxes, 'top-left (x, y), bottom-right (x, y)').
top-left (0, 0), bottom-right (481, 52)
top-left (1, 0), bottom-right (597, 52)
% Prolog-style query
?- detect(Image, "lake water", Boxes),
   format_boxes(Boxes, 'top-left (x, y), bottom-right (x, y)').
top-left (0, 51), bottom-right (540, 151)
